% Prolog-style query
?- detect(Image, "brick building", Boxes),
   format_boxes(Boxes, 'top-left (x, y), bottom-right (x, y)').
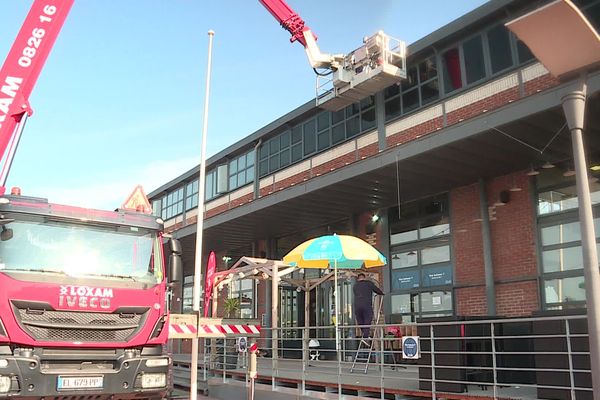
top-left (149, 0), bottom-right (600, 334)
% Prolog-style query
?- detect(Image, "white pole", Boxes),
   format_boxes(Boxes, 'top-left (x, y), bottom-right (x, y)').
top-left (190, 29), bottom-right (215, 400)
top-left (562, 81), bottom-right (600, 391)
top-left (334, 260), bottom-right (339, 355)
top-left (272, 261), bottom-right (279, 374)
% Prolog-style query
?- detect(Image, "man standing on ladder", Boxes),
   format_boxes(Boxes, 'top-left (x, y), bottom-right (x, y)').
top-left (353, 273), bottom-right (384, 345)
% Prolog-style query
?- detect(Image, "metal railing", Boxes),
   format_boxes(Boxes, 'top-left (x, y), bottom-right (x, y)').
top-left (172, 314), bottom-right (594, 400)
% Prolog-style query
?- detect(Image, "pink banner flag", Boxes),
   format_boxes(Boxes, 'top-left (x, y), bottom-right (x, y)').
top-left (203, 251), bottom-right (217, 317)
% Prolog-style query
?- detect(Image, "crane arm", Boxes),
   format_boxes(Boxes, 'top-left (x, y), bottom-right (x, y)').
top-left (258, 0), bottom-right (339, 70)
top-left (0, 0), bottom-right (74, 187)
top-left (258, 0), bottom-right (314, 47)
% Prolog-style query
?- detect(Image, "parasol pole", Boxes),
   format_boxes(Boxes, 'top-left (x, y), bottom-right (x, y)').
top-left (334, 259), bottom-right (339, 356)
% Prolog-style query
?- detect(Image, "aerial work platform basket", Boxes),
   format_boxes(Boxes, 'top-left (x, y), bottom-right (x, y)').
top-left (317, 31), bottom-right (407, 111)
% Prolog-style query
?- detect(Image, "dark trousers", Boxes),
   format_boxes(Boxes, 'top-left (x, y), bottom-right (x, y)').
top-left (355, 304), bottom-right (373, 338)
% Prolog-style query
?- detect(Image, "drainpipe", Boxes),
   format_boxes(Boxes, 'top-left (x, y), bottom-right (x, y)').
top-left (479, 178), bottom-right (496, 316)
top-left (253, 139), bottom-right (262, 200)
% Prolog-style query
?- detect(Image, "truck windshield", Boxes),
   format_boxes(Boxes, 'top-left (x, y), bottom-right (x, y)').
top-left (0, 218), bottom-right (163, 284)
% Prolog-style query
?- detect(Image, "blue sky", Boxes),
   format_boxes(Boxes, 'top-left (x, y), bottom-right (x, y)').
top-left (0, 0), bottom-right (487, 209)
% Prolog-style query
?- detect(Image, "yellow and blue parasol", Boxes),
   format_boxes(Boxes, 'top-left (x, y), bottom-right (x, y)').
top-left (283, 234), bottom-right (386, 269)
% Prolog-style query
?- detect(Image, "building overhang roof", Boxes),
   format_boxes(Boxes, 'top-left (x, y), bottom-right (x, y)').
top-left (173, 72), bottom-right (600, 255)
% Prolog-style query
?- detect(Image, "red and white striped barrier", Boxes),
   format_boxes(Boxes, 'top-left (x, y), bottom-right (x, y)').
top-left (168, 315), bottom-right (262, 338)
top-left (168, 314), bottom-right (199, 339)
top-left (198, 322), bottom-right (261, 337)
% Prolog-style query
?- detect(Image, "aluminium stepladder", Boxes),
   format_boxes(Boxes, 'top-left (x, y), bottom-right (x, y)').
top-left (350, 296), bottom-right (384, 374)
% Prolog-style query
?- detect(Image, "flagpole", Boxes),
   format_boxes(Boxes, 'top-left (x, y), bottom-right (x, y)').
top-left (190, 29), bottom-right (214, 400)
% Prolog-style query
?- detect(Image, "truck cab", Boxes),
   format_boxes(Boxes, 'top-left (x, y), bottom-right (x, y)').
top-left (0, 191), bottom-right (178, 399)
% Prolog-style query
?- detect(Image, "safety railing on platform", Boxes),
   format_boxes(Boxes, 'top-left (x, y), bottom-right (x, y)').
top-left (171, 314), bottom-right (594, 400)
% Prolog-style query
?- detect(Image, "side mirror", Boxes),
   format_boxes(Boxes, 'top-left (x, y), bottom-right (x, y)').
top-left (168, 253), bottom-right (183, 284)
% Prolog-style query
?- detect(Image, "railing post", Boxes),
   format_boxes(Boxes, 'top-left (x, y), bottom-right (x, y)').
top-left (223, 340), bottom-right (227, 383)
top-left (430, 324), bottom-right (437, 400)
top-left (565, 319), bottom-right (576, 400)
top-left (302, 328), bottom-right (307, 395)
top-left (491, 322), bottom-right (498, 398)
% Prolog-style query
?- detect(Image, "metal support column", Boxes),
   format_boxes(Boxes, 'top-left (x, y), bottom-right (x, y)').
top-left (479, 178), bottom-right (497, 316)
top-left (562, 80), bottom-right (600, 392)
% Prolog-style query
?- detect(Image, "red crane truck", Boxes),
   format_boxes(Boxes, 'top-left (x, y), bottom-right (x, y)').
top-left (0, 1), bottom-right (182, 399)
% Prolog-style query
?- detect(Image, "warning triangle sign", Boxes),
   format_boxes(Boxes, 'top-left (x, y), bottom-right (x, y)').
top-left (121, 185), bottom-right (152, 214)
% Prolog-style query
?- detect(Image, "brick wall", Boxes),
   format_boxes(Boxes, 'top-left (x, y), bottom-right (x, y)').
top-left (451, 173), bottom-right (540, 317)
top-left (451, 183), bottom-right (487, 315)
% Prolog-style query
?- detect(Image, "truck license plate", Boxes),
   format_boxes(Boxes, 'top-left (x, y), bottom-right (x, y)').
top-left (57, 376), bottom-right (103, 390)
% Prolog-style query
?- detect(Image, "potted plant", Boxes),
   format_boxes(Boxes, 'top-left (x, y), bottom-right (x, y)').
top-left (218, 297), bottom-right (241, 369)
top-left (223, 297), bottom-right (240, 319)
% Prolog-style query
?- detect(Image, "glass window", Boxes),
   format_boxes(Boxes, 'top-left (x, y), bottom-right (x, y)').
top-left (516, 39), bottom-right (535, 64)
top-left (291, 143), bottom-right (303, 162)
top-left (487, 25), bottom-right (513, 74)
top-left (228, 151), bottom-right (255, 191)
top-left (402, 89), bottom-right (420, 114)
top-left (419, 57), bottom-right (437, 82)
top-left (391, 293), bottom-right (419, 315)
top-left (420, 218), bottom-right (449, 239)
top-left (346, 116), bottom-right (361, 138)
top-left (317, 112), bottom-right (330, 131)
top-left (402, 66), bottom-right (418, 91)
top-left (542, 246), bottom-right (583, 273)
top-left (280, 148), bottom-right (290, 167)
top-left (391, 229), bottom-right (419, 245)
top-left (391, 251), bottom-right (418, 269)
top-left (421, 245), bottom-right (450, 265)
top-left (332, 109), bottom-right (345, 125)
top-left (280, 131), bottom-right (291, 148)
top-left (361, 108), bottom-right (376, 131)
top-left (205, 170), bottom-right (216, 200)
top-left (541, 221), bottom-right (581, 246)
top-left (385, 97), bottom-right (401, 120)
top-left (291, 125), bottom-right (302, 144)
top-left (303, 119), bottom-right (316, 155)
top-left (346, 103), bottom-right (360, 118)
top-left (420, 79), bottom-right (439, 106)
top-left (231, 279), bottom-right (255, 318)
top-left (317, 130), bottom-right (330, 150)
top-left (185, 180), bottom-right (199, 210)
top-left (544, 276), bottom-right (586, 304)
top-left (442, 47), bottom-right (463, 93)
top-left (269, 154), bottom-right (279, 171)
top-left (270, 137), bottom-right (280, 153)
top-left (161, 187), bottom-right (184, 220)
top-left (384, 84), bottom-right (400, 99)
top-left (421, 291), bottom-right (453, 312)
top-left (332, 123), bottom-right (345, 144)
top-left (463, 35), bottom-right (486, 84)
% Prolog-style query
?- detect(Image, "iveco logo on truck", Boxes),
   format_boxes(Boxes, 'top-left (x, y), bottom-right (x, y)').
top-left (58, 285), bottom-right (113, 309)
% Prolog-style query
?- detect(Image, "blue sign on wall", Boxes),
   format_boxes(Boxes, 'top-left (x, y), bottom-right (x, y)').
top-left (422, 265), bottom-right (452, 287)
top-left (392, 270), bottom-right (420, 290)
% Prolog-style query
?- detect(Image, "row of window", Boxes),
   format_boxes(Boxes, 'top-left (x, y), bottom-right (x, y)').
top-left (258, 96), bottom-right (376, 177)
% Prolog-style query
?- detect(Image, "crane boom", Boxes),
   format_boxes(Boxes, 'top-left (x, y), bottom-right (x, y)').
top-left (0, 0), bottom-right (73, 189)
top-left (258, 0), bottom-right (314, 47)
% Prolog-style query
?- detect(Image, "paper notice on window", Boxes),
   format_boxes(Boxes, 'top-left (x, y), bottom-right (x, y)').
top-left (432, 296), bottom-right (442, 306)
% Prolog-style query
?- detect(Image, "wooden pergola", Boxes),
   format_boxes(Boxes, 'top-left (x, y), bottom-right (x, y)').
top-left (209, 256), bottom-right (362, 360)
